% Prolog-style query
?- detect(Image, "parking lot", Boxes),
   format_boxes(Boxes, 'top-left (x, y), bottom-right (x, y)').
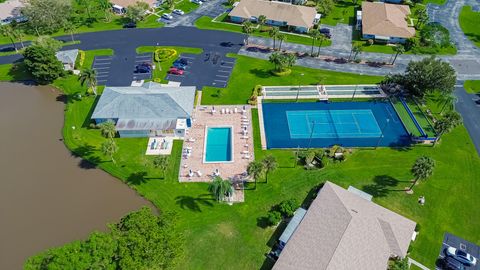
top-left (436, 232), bottom-right (480, 270)
top-left (165, 52), bottom-right (235, 89)
top-left (92, 55), bottom-right (113, 85)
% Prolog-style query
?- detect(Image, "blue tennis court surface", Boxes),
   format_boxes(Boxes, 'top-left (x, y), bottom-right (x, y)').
top-left (262, 101), bottom-right (410, 148)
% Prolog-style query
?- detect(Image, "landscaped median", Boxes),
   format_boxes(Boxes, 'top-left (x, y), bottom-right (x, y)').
top-left (464, 80), bottom-right (480, 94)
top-left (194, 14), bottom-right (332, 47)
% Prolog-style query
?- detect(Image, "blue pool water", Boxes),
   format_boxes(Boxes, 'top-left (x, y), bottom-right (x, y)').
top-left (205, 127), bottom-right (233, 162)
top-left (262, 101), bottom-right (410, 149)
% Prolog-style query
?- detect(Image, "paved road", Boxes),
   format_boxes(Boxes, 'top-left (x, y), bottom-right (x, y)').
top-left (164, 0), bottom-right (227, 27)
top-left (454, 84), bottom-right (480, 155)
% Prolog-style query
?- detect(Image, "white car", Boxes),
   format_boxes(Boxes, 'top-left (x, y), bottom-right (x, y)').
top-left (446, 247), bottom-right (477, 266)
top-left (173, 9), bottom-right (184, 15)
top-left (161, 13), bottom-right (173, 20)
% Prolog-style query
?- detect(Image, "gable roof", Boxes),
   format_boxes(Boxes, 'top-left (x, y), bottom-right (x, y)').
top-left (229, 0), bottom-right (317, 28)
top-left (55, 49), bottom-right (79, 65)
top-left (362, 2), bottom-right (415, 38)
top-left (110, 0), bottom-right (156, 8)
top-left (273, 181), bottom-right (416, 270)
top-left (91, 82), bottom-right (196, 131)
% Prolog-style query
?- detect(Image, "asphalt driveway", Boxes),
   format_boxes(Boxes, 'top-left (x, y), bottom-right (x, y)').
top-left (436, 232), bottom-right (480, 270)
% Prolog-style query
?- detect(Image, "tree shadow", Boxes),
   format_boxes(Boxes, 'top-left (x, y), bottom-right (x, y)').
top-left (78, 158), bottom-right (99, 169)
top-left (55, 94), bottom-right (68, 104)
top-left (259, 258), bottom-right (275, 270)
top-left (72, 144), bottom-right (96, 158)
top-left (81, 95), bottom-right (101, 128)
top-left (174, 194), bottom-right (214, 212)
top-left (126, 171), bottom-right (148, 185)
top-left (249, 68), bottom-right (272, 79)
top-left (361, 175), bottom-right (403, 197)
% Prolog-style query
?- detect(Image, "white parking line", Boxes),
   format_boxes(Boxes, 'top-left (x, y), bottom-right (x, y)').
top-left (216, 74), bottom-right (229, 78)
top-left (214, 79), bottom-right (227, 83)
top-left (97, 74), bottom-right (109, 78)
top-left (180, 56), bottom-right (195, 59)
top-left (93, 62), bottom-right (111, 66)
top-left (167, 74), bottom-right (185, 78)
top-left (94, 66), bottom-right (110, 70)
top-left (94, 58), bottom-right (112, 61)
top-left (223, 61), bottom-right (235, 64)
top-left (218, 69), bottom-right (230, 73)
top-left (136, 56), bottom-right (151, 60)
top-left (219, 66), bottom-right (233, 70)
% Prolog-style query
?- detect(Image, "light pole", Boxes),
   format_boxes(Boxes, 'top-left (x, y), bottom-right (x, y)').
top-left (295, 73), bottom-right (304, 102)
top-left (375, 118), bottom-right (390, 149)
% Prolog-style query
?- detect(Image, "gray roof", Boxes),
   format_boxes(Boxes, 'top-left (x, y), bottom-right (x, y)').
top-left (274, 181), bottom-right (416, 270)
top-left (91, 82), bottom-right (196, 131)
top-left (55, 49), bottom-right (79, 65)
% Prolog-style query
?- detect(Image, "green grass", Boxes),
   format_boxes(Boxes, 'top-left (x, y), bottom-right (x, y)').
top-left (459, 6), bottom-right (480, 48)
top-left (464, 80), bottom-right (480, 94)
top-left (195, 14), bottom-right (332, 47)
top-left (391, 96), bottom-right (423, 137)
top-left (0, 62), bottom-right (33, 81)
top-left (136, 46), bottom-right (202, 83)
top-left (320, 0), bottom-right (358, 26)
top-left (201, 54), bottom-right (383, 104)
top-left (405, 98), bottom-right (437, 137)
top-left (172, 0), bottom-right (199, 13)
top-left (423, 0), bottom-right (446, 4)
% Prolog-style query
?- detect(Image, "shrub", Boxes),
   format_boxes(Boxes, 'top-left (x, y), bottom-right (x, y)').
top-left (271, 68), bottom-right (291, 76)
top-left (248, 85), bottom-right (263, 105)
top-left (266, 211), bottom-right (282, 226)
top-left (278, 199), bottom-right (299, 218)
top-left (154, 48), bottom-right (177, 62)
top-left (415, 223), bottom-right (421, 232)
top-left (305, 150), bottom-right (315, 165)
top-left (76, 50), bottom-right (85, 68)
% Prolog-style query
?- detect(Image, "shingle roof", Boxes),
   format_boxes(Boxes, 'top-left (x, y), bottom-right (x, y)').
top-left (55, 49), bottom-right (79, 65)
top-left (362, 2), bottom-right (415, 38)
top-left (273, 181), bottom-right (416, 270)
top-left (91, 82), bottom-right (196, 131)
top-left (229, 0), bottom-right (317, 28)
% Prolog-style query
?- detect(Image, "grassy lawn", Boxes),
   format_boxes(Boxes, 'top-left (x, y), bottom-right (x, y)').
top-left (423, 0), bottom-right (446, 4)
top-left (320, 0), bottom-right (358, 26)
top-left (464, 80), bottom-right (480, 94)
top-left (201, 54), bottom-right (383, 104)
top-left (459, 6), bottom-right (480, 48)
top-left (136, 46), bottom-right (202, 83)
top-left (391, 96), bottom-right (423, 137)
top-left (195, 14), bottom-right (332, 47)
top-left (0, 62), bottom-right (33, 81)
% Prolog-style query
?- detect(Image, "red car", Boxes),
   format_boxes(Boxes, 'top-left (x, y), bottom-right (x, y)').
top-left (168, 67), bottom-right (184, 75)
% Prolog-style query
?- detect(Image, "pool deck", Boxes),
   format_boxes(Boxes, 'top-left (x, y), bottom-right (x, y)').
top-left (179, 105), bottom-right (254, 202)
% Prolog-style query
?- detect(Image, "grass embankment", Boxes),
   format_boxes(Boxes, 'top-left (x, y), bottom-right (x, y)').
top-left (195, 14), bottom-right (332, 47)
top-left (459, 6), bottom-right (480, 48)
top-left (1, 48), bottom-right (479, 269)
top-left (136, 46), bottom-right (202, 83)
top-left (201, 54), bottom-right (383, 104)
top-left (464, 80), bottom-right (480, 94)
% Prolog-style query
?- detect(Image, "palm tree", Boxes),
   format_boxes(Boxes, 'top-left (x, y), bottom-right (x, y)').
top-left (12, 28), bottom-right (25, 48)
top-left (79, 68), bottom-right (98, 96)
top-left (63, 21), bottom-right (76, 42)
top-left (166, 0), bottom-right (175, 10)
top-left (277, 34), bottom-right (286, 51)
top-left (415, 8), bottom-right (428, 29)
top-left (208, 176), bottom-right (233, 202)
top-left (433, 111), bottom-right (461, 145)
top-left (247, 160), bottom-right (264, 189)
top-left (101, 139), bottom-right (118, 164)
top-left (391, 44), bottom-right (405, 65)
top-left (316, 34), bottom-right (326, 57)
top-left (99, 120), bottom-right (116, 138)
top-left (269, 26), bottom-right (280, 50)
top-left (242, 21), bottom-right (254, 45)
top-left (258, 15), bottom-right (267, 31)
top-left (269, 52), bottom-right (281, 72)
top-left (308, 29), bottom-right (320, 56)
top-left (262, 155), bottom-right (277, 183)
top-left (153, 155), bottom-right (169, 179)
top-left (350, 43), bottom-right (362, 61)
top-left (409, 156), bottom-right (435, 191)
top-left (284, 53), bottom-right (296, 69)
top-left (0, 25), bottom-right (17, 52)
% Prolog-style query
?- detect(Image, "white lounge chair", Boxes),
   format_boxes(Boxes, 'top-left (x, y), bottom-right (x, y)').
top-left (243, 154), bottom-right (251, 159)
top-left (197, 170), bottom-right (202, 177)
top-left (234, 107), bottom-right (238, 113)
top-left (242, 115), bottom-right (248, 119)
top-left (226, 108), bottom-right (230, 114)
top-left (242, 136), bottom-right (249, 139)
top-left (241, 150), bottom-right (249, 154)
top-left (188, 170), bottom-right (194, 177)
top-left (221, 108), bottom-right (226, 114)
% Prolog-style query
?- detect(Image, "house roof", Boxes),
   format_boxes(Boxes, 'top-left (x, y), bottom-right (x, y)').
top-left (228, 0), bottom-right (317, 28)
top-left (273, 181), bottom-right (416, 270)
top-left (91, 82), bottom-right (196, 131)
top-left (55, 49), bottom-right (79, 65)
top-left (0, 0), bottom-right (24, 20)
top-left (361, 2), bottom-right (415, 39)
top-left (110, 0), bottom-right (156, 8)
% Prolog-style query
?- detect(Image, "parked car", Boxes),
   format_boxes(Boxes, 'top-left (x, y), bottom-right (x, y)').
top-left (168, 67), bottom-right (184, 75)
top-left (444, 256), bottom-right (466, 270)
top-left (191, 0), bottom-right (202, 4)
top-left (162, 13), bottom-right (173, 20)
top-left (174, 58), bottom-right (188, 65)
top-left (173, 9), bottom-right (184, 15)
top-left (123, 22), bottom-right (136, 28)
top-left (172, 62), bottom-right (187, 69)
top-left (135, 65), bottom-right (151, 73)
top-left (445, 247), bottom-right (477, 266)
top-left (319, 28), bottom-right (331, 38)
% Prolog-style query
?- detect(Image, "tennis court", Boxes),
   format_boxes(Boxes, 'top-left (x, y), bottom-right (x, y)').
top-left (261, 101), bottom-right (410, 149)
top-left (287, 110), bottom-right (382, 139)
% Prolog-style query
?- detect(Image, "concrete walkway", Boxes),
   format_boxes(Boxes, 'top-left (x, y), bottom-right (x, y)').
top-left (408, 257), bottom-right (430, 270)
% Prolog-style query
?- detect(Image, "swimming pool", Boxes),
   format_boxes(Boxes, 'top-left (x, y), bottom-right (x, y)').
top-left (261, 101), bottom-right (410, 149)
top-left (204, 126), bottom-right (233, 163)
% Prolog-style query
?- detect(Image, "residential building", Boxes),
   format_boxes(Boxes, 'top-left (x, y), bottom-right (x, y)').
top-left (273, 181), bottom-right (416, 270)
top-left (91, 82), bottom-right (196, 138)
top-left (361, 1), bottom-right (415, 44)
top-left (228, 0), bottom-right (318, 33)
top-left (55, 49), bottom-right (79, 71)
top-left (0, 0), bottom-right (27, 25)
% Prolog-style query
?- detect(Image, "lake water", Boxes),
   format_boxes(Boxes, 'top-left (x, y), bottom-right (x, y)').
top-left (0, 82), bottom-right (152, 269)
